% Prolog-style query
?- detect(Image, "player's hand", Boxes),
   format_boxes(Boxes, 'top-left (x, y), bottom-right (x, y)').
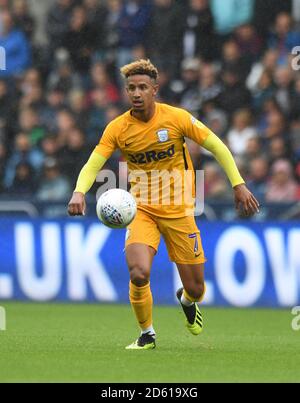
top-left (68, 192), bottom-right (86, 216)
top-left (233, 184), bottom-right (260, 217)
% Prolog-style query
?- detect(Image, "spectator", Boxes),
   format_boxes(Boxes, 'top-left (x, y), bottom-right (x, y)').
top-left (40, 87), bottom-right (67, 132)
top-left (234, 24), bottom-right (263, 65)
top-left (88, 62), bottom-right (120, 104)
top-left (117, 0), bottom-right (151, 68)
top-left (4, 132), bottom-right (43, 188)
top-left (40, 134), bottom-right (61, 160)
top-left (253, 0), bottom-right (292, 39)
top-left (246, 48), bottom-right (279, 92)
top-left (8, 161), bottom-right (36, 196)
top-left (290, 76), bottom-right (300, 120)
top-left (292, 0), bottom-right (300, 26)
top-left (244, 136), bottom-right (263, 162)
top-left (182, 0), bottom-right (215, 61)
top-left (256, 97), bottom-right (282, 134)
top-left (87, 88), bottom-right (107, 143)
top-left (0, 141), bottom-right (7, 192)
top-left (251, 70), bottom-right (275, 111)
top-left (227, 108), bottom-right (257, 156)
top-left (47, 52), bottom-right (83, 93)
top-left (62, 6), bottom-right (97, 74)
top-left (218, 68), bottom-right (252, 116)
top-left (60, 127), bottom-right (91, 186)
top-left (290, 118), bottom-right (300, 159)
top-left (56, 109), bottom-right (77, 146)
top-left (147, 0), bottom-right (184, 76)
top-left (202, 101), bottom-right (228, 138)
top-left (296, 161), bottom-right (300, 184)
top-left (266, 159), bottom-right (299, 202)
top-left (19, 70), bottom-right (45, 112)
top-left (156, 68), bottom-right (177, 104)
top-left (204, 161), bottom-right (231, 199)
top-left (262, 110), bottom-right (286, 139)
top-left (83, 0), bottom-right (108, 50)
top-left (19, 84), bottom-right (44, 112)
top-left (0, 9), bottom-right (31, 77)
top-left (104, 104), bottom-right (123, 125)
top-left (0, 0), bottom-right (9, 11)
top-left (273, 66), bottom-right (294, 114)
top-left (247, 157), bottom-right (268, 201)
top-left (0, 79), bottom-right (15, 146)
top-left (178, 57), bottom-right (201, 114)
top-left (20, 67), bottom-right (42, 90)
top-left (36, 157), bottom-right (71, 201)
top-left (68, 89), bottom-right (88, 130)
top-left (175, 59), bottom-right (222, 114)
top-left (198, 63), bottom-right (222, 111)
top-left (268, 12), bottom-right (300, 58)
top-left (221, 39), bottom-right (250, 81)
top-left (268, 136), bottom-right (290, 164)
top-left (104, 0), bottom-right (122, 52)
top-left (18, 107), bottom-right (45, 145)
top-left (46, 0), bottom-right (74, 52)
top-left (12, 0), bottom-right (35, 40)
top-left (211, 0), bottom-right (254, 35)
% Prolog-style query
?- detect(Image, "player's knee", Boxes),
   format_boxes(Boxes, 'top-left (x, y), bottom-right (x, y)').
top-left (129, 265), bottom-right (150, 287)
top-left (186, 282), bottom-right (205, 301)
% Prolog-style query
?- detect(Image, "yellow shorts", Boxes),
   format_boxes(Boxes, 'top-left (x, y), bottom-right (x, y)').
top-left (125, 209), bottom-right (206, 265)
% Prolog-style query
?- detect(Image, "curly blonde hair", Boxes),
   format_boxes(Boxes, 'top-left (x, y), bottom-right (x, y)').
top-left (120, 59), bottom-right (159, 81)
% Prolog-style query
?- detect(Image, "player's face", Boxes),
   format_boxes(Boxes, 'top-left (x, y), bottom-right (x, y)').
top-left (126, 75), bottom-right (158, 113)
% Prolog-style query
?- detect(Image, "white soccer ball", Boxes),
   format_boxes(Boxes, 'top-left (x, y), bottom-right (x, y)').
top-left (96, 189), bottom-right (137, 229)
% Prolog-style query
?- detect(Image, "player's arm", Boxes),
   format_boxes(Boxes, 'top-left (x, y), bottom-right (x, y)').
top-left (181, 110), bottom-right (260, 216)
top-left (68, 152), bottom-right (107, 216)
top-left (68, 120), bottom-right (118, 216)
top-left (202, 132), bottom-right (260, 216)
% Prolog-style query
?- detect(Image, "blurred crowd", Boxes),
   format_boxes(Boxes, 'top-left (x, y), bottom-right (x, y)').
top-left (0, 0), bottom-right (300, 204)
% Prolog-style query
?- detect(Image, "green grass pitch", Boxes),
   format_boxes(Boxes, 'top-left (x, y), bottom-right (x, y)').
top-left (0, 302), bottom-right (299, 383)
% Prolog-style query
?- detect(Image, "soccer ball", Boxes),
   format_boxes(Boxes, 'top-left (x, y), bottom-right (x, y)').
top-left (96, 189), bottom-right (137, 229)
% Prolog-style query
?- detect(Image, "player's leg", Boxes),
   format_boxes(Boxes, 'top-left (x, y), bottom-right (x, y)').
top-left (176, 262), bottom-right (205, 303)
top-left (157, 215), bottom-right (206, 335)
top-left (125, 244), bottom-right (156, 350)
top-left (127, 243), bottom-right (155, 329)
top-left (176, 263), bottom-right (205, 335)
top-left (125, 210), bottom-right (160, 350)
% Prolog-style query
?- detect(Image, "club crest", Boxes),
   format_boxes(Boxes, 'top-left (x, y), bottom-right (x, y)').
top-left (157, 129), bottom-right (169, 143)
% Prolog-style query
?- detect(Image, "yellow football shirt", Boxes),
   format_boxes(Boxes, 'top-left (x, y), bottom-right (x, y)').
top-left (94, 103), bottom-right (213, 218)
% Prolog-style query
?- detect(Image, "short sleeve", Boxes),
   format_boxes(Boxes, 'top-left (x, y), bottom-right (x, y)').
top-left (94, 121), bottom-right (118, 159)
top-left (179, 109), bottom-right (213, 145)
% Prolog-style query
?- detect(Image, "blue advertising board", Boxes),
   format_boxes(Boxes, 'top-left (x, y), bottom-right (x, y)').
top-left (0, 218), bottom-right (299, 307)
